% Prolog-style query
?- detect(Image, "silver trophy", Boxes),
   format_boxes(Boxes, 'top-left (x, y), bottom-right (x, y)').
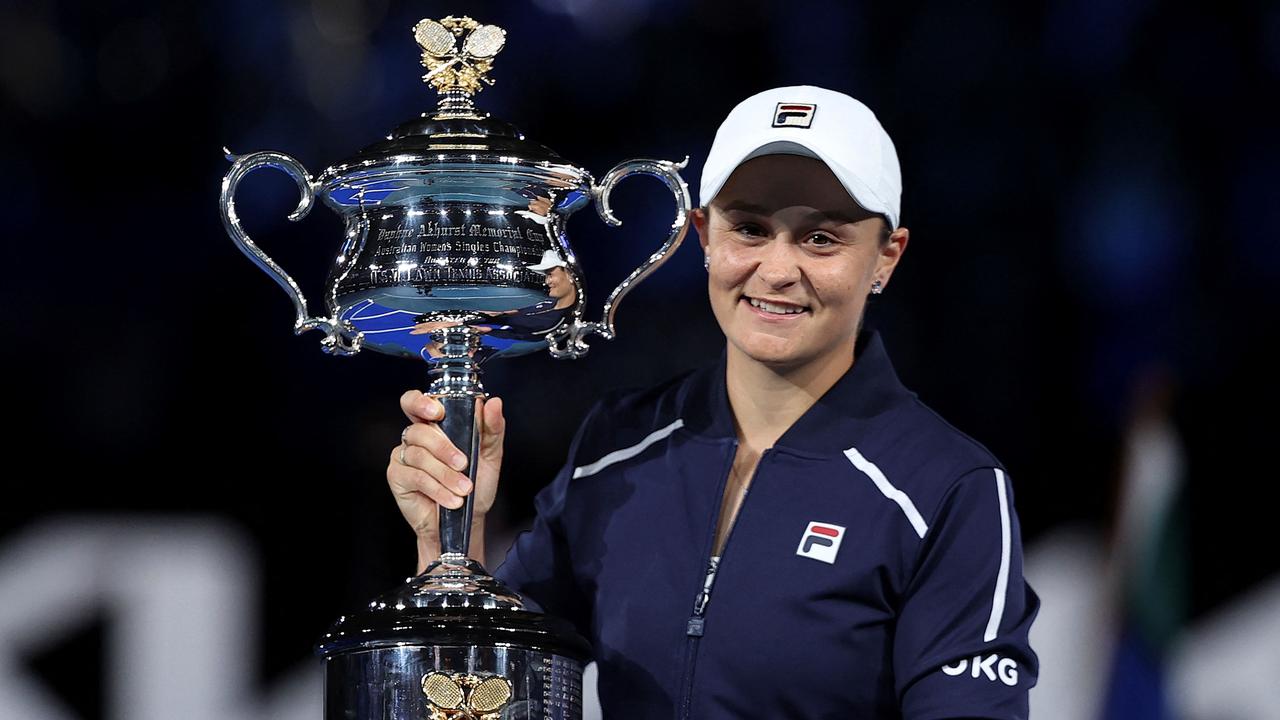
top-left (218, 15), bottom-right (690, 719)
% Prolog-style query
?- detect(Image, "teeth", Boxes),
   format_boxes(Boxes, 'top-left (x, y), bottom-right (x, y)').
top-left (748, 297), bottom-right (805, 314)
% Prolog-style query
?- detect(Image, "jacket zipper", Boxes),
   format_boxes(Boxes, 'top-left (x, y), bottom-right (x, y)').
top-left (678, 443), bottom-right (769, 719)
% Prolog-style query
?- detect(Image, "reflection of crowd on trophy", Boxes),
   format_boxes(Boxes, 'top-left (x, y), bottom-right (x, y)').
top-left (514, 193), bottom-right (553, 226)
top-left (409, 239), bottom-right (577, 359)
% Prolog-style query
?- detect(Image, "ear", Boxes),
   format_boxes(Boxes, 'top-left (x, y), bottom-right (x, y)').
top-left (875, 225), bottom-right (909, 287)
top-left (691, 207), bottom-right (710, 253)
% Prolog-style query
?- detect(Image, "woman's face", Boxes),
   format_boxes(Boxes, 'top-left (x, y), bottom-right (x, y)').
top-left (544, 266), bottom-right (574, 301)
top-left (693, 154), bottom-right (908, 373)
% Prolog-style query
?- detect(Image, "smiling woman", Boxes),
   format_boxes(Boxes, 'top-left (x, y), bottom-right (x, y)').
top-left (389, 85), bottom-right (1040, 719)
top-left (694, 153), bottom-right (907, 377)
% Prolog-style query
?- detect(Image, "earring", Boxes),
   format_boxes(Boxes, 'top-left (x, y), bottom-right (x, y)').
top-left (871, 280), bottom-right (883, 295)
top-left (703, 255), bottom-right (711, 271)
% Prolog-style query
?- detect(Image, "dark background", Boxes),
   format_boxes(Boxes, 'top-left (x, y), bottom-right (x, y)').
top-left (3, 0), bottom-right (1277, 708)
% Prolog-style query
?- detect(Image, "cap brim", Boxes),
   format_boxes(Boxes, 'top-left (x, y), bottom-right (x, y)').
top-left (700, 138), bottom-right (896, 228)
top-left (527, 262), bottom-right (563, 272)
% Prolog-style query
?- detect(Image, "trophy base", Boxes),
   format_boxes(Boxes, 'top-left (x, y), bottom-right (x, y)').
top-left (317, 555), bottom-right (591, 718)
top-left (406, 554), bottom-right (525, 609)
top-left (321, 629), bottom-right (586, 720)
top-left (317, 605), bottom-right (592, 720)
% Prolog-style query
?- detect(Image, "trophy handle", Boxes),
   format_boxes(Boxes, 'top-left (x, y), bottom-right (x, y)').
top-left (548, 157), bottom-right (691, 358)
top-left (219, 148), bottom-right (362, 356)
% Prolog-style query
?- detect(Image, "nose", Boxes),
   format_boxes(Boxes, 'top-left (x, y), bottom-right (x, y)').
top-left (755, 236), bottom-right (801, 289)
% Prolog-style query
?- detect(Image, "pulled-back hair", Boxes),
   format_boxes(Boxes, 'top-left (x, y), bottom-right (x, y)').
top-left (699, 206), bottom-right (893, 246)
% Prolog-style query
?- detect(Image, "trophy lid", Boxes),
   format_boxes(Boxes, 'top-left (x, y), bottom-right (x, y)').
top-left (317, 16), bottom-right (580, 187)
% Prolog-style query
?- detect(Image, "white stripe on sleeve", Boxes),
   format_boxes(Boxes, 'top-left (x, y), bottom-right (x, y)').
top-left (572, 418), bottom-right (685, 479)
top-left (984, 467), bottom-right (1012, 642)
top-left (843, 447), bottom-right (929, 538)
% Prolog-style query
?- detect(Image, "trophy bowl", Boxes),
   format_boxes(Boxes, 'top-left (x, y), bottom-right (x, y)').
top-left (218, 15), bottom-right (690, 720)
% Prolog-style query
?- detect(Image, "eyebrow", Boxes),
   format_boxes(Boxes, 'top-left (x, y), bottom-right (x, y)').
top-left (718, 201), bottom-right (871, 225)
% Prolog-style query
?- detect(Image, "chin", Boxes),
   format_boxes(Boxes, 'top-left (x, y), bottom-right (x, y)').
top-left (730, 326), bottom-right (858, 373)
top-left (732, 334), bottom-right (810, 368)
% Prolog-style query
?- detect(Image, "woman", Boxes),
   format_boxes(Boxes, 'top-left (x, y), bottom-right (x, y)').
top-left (388, 86), bottom-right (1040, 719)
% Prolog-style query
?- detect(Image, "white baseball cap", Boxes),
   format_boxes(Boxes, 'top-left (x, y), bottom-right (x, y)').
top-left (699, 85), bottom-right (902, 229)
top-left (527, 249), bottom-right (566, 272)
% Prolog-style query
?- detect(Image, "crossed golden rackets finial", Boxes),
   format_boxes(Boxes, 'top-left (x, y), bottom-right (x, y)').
top-left (413, 16), bottom-right (507, 97)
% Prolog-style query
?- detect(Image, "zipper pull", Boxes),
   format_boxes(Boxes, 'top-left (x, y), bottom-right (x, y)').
top-left (686, 605), bottom-right (706, 637)
top-left (686, 616), bottom-right (705, 637)
top-left (686, 588), bottom-right (709, 636)
top-left (685, 557), bottom-right (719, 637)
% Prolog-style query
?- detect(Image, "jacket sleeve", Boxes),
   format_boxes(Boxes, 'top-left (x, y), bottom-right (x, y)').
top-left (894, 466), bottom-right (1041, 720)
top-left (491, 398), bottom-right (606, 644)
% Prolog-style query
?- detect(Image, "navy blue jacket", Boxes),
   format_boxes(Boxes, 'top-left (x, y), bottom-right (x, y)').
top-left (494, 330), bottom-right (1040, 719)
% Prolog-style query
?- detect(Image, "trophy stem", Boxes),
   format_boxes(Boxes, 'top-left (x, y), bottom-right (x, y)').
top-left (383, 324), bottom-right (523, 609)
top-left (427, 326), bottom-right (486, 559)
top-left (436, 392), bottom-right (480, 558)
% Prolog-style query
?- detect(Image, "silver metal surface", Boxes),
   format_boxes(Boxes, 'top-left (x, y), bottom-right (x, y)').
top-left (398, 555), bottom-right (524, 610)
top-left (547, 156), bottom-right (692, 359)
top-left (221, 145), bottom-right (688, 366)
top-left (217, 27), bottom-right (691, 603)
top-left (323, 644), bottom-right (583, 719)
top-left (219, 148), bottom-right (363, 355)
top-left (219, 14), bottom-right (680, 717)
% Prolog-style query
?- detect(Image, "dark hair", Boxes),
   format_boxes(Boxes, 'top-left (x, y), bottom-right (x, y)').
top-left (701, 206), bottom-right (894, 246)
top-left (877, 215), bottom-right (893, 247)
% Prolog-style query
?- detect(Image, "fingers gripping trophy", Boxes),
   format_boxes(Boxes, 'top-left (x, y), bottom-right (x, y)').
top-left (218, 16), bottom-right (691, 720)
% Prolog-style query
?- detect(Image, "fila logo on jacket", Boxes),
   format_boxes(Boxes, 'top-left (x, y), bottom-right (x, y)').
top-left (795, 521), bottom-right (846, 564)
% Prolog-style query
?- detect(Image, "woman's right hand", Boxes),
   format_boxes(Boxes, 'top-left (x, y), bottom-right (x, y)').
top-left (388, 390), bottom-right (506, 558)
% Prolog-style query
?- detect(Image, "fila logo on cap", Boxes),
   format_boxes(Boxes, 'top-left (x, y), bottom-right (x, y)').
top-left (773, 102), bottom-right (816, 128)
top-left (796, 521), bottom-right (845, 564)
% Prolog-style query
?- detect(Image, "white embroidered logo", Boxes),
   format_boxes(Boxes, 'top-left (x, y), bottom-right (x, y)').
top-left (941, 654), bottom-right (1019, 686)
top-left (795, 521), bottom-right (846, 564)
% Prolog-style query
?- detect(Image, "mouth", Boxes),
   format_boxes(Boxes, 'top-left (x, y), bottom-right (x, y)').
top-left (742, 296), bottom-right (809, 317)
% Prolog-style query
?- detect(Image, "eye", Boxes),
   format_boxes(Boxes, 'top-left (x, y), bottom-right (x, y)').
top-left (733, 222), bottom-right (766, 238)
top-left (804, 232), bottom-right (837, 248)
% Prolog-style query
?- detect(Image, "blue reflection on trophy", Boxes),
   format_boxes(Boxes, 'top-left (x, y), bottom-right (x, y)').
top-left (217, 14), bottom-right (690, 720)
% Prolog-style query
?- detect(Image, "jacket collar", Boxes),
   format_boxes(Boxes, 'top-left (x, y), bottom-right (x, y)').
top-left (681, 329), bottom-right (917, 454)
